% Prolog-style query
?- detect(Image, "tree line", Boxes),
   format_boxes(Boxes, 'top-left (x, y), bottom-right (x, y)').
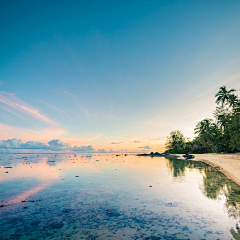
top-left (165, 85), bottom-right (240, 154)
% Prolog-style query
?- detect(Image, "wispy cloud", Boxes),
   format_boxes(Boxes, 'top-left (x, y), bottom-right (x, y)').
top-left (0, 123), bottom-right (68, 142)
top-left (111, 141), bottom-right (124, 144)
top-left (38, 100), bottom-right (70, 118)
top-left (178, 112), bottom-right (198, 121)
top-left (87, 133), bottom-right (105, 141)
top-left (138, 146), bottom-right (151, 149)
top-left (0, 92), bottom-right (56, 125)
top-left (55, 88), bottom-right (91, 118)
top-left (193, 71), bottom-right (240, 100)
top-left (65, 133), bottom-right (105, 146)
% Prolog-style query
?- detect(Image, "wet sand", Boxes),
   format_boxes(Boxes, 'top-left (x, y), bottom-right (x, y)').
top-left (191, 153), bottom-right (240, 186)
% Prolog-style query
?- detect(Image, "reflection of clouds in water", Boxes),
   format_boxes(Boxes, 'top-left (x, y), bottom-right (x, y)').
top-left (1, 154), bottom-right (240, 239)
top-left (0, 157), bottom-right (60, 183)
top-left (6, 182), bottom-right (50, 204)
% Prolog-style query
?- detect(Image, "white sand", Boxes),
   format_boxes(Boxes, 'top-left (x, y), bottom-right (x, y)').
top-left (190, 153), bottom-right (240, 186)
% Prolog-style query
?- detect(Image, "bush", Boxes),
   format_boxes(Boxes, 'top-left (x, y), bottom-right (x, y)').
top-left (164, 148), bottom-right (186, 154)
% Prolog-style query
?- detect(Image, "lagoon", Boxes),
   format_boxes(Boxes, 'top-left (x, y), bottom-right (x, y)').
top-left (0, 153), bottom-right (240, 239)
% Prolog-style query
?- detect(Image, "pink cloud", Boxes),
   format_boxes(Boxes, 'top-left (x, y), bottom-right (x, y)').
top-left (64, 132), bottom-right (105, 146)
top-left (0, 93), bottom-right (56, 125)
top-left (0, 123), bottom-right (68, 143)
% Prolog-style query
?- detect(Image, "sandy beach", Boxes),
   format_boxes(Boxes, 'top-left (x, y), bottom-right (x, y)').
top-left (189, 153), bottom-right (240, 186)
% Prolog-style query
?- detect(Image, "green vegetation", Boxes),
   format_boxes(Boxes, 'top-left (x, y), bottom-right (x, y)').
top-left (165, 85), bottom-right (240, 154)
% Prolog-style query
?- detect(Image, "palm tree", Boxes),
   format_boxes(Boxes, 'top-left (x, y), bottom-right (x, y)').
top-left (194, 118), bottom-right (213, 136)
top-left (215, 85), bottom-right (236, 107)
top-left (194, 118), bottom-right (219, 153)
top-left (213, 107), bottom-right (231, 131)
top-left (228, 94), bottom-right (239, 109)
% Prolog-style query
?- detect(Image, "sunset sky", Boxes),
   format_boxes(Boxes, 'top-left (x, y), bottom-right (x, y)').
top-left (1, 0), bottom-right (240, 152)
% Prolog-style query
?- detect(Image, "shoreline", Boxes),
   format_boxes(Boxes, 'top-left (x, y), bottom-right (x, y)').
top-left (139, 152), bottom-right (240, 186)
top-left (183, 153), bottom-right (240, 186)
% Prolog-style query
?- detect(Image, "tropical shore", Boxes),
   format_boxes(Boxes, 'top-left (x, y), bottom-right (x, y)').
top-left (139, 152), bottom-right (240, 185)
top-left (189, 153), bottom-right (240, 186)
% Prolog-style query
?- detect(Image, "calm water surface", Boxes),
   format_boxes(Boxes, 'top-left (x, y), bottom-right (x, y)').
top-left (0, 153), bottom-right (240, 239)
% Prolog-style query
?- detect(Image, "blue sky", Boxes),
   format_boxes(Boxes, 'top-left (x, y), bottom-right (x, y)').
top-left (1, 0), bottom-right (240, 152)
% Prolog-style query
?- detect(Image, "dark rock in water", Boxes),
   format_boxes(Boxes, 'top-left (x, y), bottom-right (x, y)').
top-left (65, 209), bottom-right (71, 213)
top-left (30, 221), bottom-right (40, 226)
top-left (183, 153), bottom-right (194, 159)
top-left (75, 176), bottom-right (79, 177)
top-left (49, 223), bottom-right (64, 229)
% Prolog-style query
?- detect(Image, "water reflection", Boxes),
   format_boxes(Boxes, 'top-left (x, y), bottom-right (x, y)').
top-left (167, 157), bottom-right (240, 239)
top-left (1, 154), bottom-right (240, 239)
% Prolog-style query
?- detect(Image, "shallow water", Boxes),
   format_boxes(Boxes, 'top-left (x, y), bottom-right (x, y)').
top-left (0, 153), bottom-right (240, 239)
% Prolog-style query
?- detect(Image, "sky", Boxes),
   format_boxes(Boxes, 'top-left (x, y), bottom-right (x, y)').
top-left (1, 0), bottom-right (240, 153)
